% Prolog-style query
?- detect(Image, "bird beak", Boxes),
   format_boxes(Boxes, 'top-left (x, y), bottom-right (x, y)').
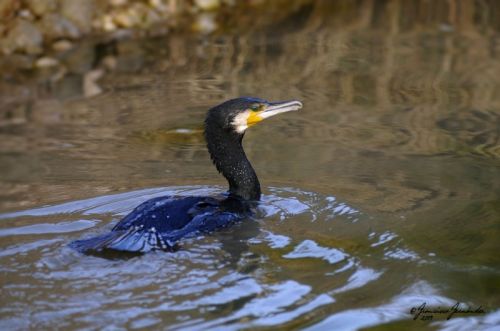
top-left (247, 100), bottom-right (303, 126)
top-left (260, 100), bottom-right (303, 119)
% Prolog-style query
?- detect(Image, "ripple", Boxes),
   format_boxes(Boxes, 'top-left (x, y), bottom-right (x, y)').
top-left (0, 185), bottom-right (413, 330)
top-left (2, 185), bottom-right (485, 331)
top-left (262, 231), bottom-right (291, 249)
top-left (261, 187), bottom-right (361, 224)
top-left (0, 220), bottom-right (98, 237)
top-left (369, 231), bottom-right (398, 247)
top-left (368, 230), bottom-right (422, 262)
top-left (306, 281), bottom-right (456, 331)
top-left (172, 280), bottom-right (334, 330)
top-left (284, 239), bottom-right (347, 265)
top-left (0, 239), bottom-right (62, 258)
top-left (0, 186), bottom-right (219, 219)
top-left (330, 268), bottom-right (382, 295)
top-left (437, 309), bottom-right (500, 331)
top-left (384, 248), bottom-right (420, 261)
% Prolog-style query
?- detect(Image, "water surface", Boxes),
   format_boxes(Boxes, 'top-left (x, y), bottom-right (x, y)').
top-left (1, 1), bottom-right (499, 330)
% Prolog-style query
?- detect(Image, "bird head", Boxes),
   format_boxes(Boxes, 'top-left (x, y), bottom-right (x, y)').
top-left (206, 97), bottom-right (303, 134)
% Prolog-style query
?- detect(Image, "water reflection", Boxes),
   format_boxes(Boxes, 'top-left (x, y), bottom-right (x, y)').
top-left (0, 186), bottom-right (374, 330)
top-left (1, 0), bottom-right (500, 329)
top-left (284, 239), bottom-right (347, 264)
top-left (306, 281), bottom-right (456, 331)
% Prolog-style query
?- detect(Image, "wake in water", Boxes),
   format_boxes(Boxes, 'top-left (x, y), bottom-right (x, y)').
top-left (1, 186), bottom-right (495, 330)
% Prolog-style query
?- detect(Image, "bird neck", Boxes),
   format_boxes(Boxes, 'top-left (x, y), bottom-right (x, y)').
top-left (205, 127), bottom-right (261, 201)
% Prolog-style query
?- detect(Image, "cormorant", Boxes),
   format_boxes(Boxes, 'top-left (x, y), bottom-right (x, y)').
top-left (72, 97), bottom-right (302, 253)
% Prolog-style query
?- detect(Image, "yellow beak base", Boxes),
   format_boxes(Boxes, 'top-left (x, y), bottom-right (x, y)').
top-left (247, 111), bottom-right (264, 127)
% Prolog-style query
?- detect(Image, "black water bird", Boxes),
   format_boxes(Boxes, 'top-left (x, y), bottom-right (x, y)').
top-left (72, 97), bottom-right (302, 253)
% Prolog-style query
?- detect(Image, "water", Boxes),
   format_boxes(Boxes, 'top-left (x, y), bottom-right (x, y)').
top-left (1, 1), bottom-right (500, 330)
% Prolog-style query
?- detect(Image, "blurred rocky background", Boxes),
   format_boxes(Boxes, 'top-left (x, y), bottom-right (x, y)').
top-left (0, 0), bottom-right (311, 105)
top-left (1, 0), bottom-right (499, 108)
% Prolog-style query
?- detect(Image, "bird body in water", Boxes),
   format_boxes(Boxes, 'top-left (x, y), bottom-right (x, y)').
top-left (72, 97), bottom-right (302, 253)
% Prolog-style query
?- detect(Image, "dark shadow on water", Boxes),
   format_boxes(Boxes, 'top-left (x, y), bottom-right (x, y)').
top-left (216, 218), bottom-right (262, 270)
top-left (80, 248), bottom-right (150, 260)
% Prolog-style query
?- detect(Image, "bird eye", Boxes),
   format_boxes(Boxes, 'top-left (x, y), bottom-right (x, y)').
top-left (250, 104), bottom-right (260, 111)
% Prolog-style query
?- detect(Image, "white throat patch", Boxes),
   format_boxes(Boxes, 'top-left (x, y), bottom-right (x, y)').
top-left (231, 111), bottom-right (250, 134)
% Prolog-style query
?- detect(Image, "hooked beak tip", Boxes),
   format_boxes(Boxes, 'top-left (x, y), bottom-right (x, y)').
top-left (258, 100), bottom-right (302, 120)
top-left (265, 100), bottom-right (303, 113)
